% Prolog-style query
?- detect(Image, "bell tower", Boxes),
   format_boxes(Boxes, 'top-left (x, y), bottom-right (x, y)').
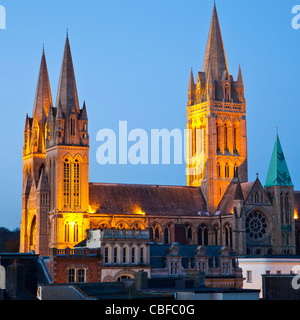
top-left (187, 4), bottom-right (248, 214)
top-left (20, 48), bottom-right (52, 256)
top-left (46, 34), bottom-right (90, 250)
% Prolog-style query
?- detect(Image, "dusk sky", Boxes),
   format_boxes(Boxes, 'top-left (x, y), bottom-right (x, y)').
top-left (0, 0), bottom-right (299, 230)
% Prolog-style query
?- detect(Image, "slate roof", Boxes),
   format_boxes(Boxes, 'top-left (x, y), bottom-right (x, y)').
top-left (150, 244), bottom-right (236, 269)
top-left (89, 183), bottom-right (207, 216)
top-left (265, 135), bottom-right (293, 187)
top-left (217, 181), bottom-right (255, 215)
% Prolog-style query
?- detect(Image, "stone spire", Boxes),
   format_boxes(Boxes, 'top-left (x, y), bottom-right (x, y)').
top-left (237, 64), bottom-right (244, 87)
top-left (55, 34), bottom-right (80, 116)
top-left (202, 3), bottom-right (228, 82)
top-left (32, 49), bottom-right (52, 124)
top-left (188, 68), bottom-right (195, 91)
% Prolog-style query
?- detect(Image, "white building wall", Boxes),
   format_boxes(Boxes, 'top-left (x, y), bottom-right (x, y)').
top-left (238, 258), bottom-right (300, 298)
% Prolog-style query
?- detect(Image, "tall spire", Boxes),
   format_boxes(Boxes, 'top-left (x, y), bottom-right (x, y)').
top-left (55, 34), bottom-right (80, 116)
top-left (202, 3), bottom-right (228, 82)
top-left (265, 134), bottom-right (293, 187)
top-left (32, 49), bottom-right (52, 123)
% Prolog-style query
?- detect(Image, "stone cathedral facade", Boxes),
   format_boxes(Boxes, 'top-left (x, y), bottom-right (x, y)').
top-left (20, 5), bottom-right (300, 258)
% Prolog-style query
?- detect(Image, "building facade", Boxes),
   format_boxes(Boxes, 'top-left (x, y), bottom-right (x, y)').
top-left (20, 4), bottom-right (300, 259)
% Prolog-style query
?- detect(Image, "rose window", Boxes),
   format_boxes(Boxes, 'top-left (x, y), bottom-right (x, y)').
top-left (246, 211), bottom-right (268, 241)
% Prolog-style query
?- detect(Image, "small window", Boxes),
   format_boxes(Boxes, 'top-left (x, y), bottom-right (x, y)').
top-left (78, 269), bottom-right (85, 283)
top-left (68, 268), bottom-right (75, 283)
top-left (140, 247), bottom-right (144, 264)
top-left (131, 248), bottom-right (135, 264)
top-left (246, 270), bottom-right (252, 283)
top-left (104, 247), bottom-right (109, 264)
top-left (114, 247), bottom-right (118, 264)
top-left (122, 247), bottom-right (127, 264)
top-left (171, 262), bottom-right (178, 275)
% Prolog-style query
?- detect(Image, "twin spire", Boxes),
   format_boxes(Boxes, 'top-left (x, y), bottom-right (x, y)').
top-left (32, 33), bottom-right (80, 126)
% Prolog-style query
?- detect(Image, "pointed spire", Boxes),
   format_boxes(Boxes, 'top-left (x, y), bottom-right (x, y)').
top-left (265, 134), bottom-right (293, 187)
top-left (32, 49), bottom-right (52, 124)
top-left (203, 3), bottom-right (228, 82)
top-left (55, 34), bottom-right (80, 116)
top-left (80, 100), bottom-right (88, 120)
top-left (237, 64), bottom-right (244, 87)
top-left (234, 179), bottom-right (244, 201)
top-left (188, 68), bottom-right (195, 91)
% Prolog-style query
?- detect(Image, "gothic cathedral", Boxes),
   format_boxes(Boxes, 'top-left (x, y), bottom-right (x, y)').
top-left (20, 5), bottom-right (300, 258)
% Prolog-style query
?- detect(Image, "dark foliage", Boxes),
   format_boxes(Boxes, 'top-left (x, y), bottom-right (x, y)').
top-left (0, 227), bottom-right (20, 253)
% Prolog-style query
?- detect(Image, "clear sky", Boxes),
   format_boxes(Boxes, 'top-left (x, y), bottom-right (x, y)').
top-left (0, 0), bottom-right (299, 230)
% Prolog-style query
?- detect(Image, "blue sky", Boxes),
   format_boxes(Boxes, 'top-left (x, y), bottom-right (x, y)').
top-left (0, 0), bottom-right (299, 230)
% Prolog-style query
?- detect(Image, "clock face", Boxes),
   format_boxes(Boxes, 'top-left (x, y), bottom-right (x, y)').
top-left (246, 211), bottom-right (268, 241)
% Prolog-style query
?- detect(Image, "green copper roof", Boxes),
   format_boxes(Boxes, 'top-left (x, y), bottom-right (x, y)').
top-left (265, 135), bottom-right (293, 187)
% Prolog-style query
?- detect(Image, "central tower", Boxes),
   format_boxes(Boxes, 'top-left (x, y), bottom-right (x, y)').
top-left (187, 4), bottom-right (248, 214)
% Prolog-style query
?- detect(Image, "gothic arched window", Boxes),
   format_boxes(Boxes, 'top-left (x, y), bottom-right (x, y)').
top-left (224, 124), bottom-right (228, 151)
top-left (73, 160), bottom-right (80, 208)
top-left (198, 224), bottom-right (208, 245)
top-left (225, 163), bottom-right (230, 178)
top-left (63, 159), bottom-right (70, 207)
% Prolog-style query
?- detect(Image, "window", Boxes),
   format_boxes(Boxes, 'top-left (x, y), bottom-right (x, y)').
top-left (223, 262), bottom-right (230, 275)
top-left (78, 269), bottom-right (85, 283)
top-left (70, 118), bottom-right (76, 137)
top-left (104, 247), bottom-right (109, 264)
top-left (114, 247), bottom-right (118, 264)
top-left (246, 270), bottom-right (252, 283)
top-left (122, 247), bottom-right (127, 264)
top-left (171, 262), bottom-right (178, 275)
top-left (73, 222), bottom-right (78, 243)
top-left (225, 163), bottom-right (230, 178)
top-left (68, 268), bottom-right (75, 283)
top-left (216, 123), bottom-right (220, 151)
top-left (65, 222), bottom-right (70, 242)
top-left (164, 228), bottom-right (170, 244)
top-left (63, 159), bottom-right (70, 207)
top-left (131, 248), bottom-right (135, 264)
top-left (277, 270), bottom-right (281, 275)
top-left (233, 125), bottom-right (237, 152)
top-left (285, 194), bottom-right (290, 224)
top-left (214, 226), bottom-right (218, 245)
top-left (73, 160), bottom-right (80, 208)
top-left (192, 126), bottom-right (197, 155)
top-left (234, 164), bottom-right (238, 178)
top-left (198, 262), bottom-right (206, 273)
top-left (140, 247), bottom-right (144, 264)
top-left (224, 224), bottom-right (232, 247)
top-left (198, 225), bottom-right (208, 245)
top-left (224, 124), bottom-right (228, 151)
top-left (217, 162), bottom-right (221, 178)
top-left (265, 270), bottom-right (270, 274)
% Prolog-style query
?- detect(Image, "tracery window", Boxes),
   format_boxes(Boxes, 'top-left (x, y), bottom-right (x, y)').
top-left (63, 159), bottom-right (70, 207)
top-left (246, 211), bottom-right (268, 241)
top-left (73, 160), bottom-right (80, 208)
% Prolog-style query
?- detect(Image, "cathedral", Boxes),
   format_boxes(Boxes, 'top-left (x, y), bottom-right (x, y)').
top-left (20, 4), bottom-right (300, 258)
